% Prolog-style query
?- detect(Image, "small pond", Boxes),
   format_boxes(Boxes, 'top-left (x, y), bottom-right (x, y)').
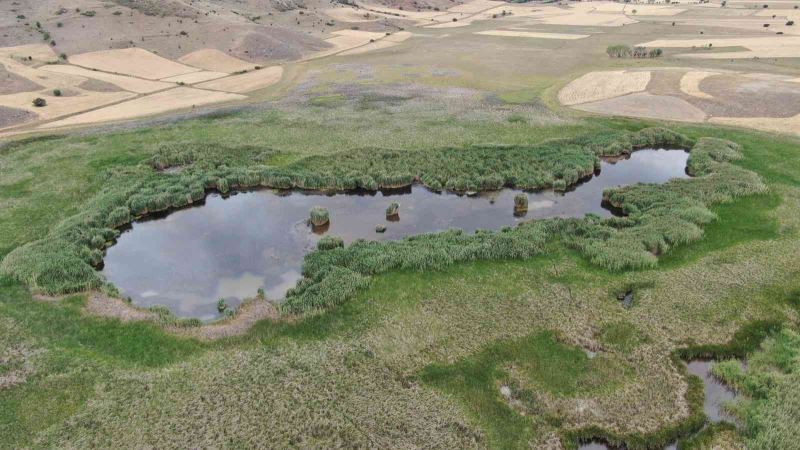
top-left (102, 149), bottom-right (689, 319)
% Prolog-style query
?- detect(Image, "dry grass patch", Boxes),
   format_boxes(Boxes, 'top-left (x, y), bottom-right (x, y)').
top-left (177, 49), bottom-right (257, 74)
top-left (0, 44), bottom-right (57, 63)
top-left (475, 30), bottom-right (590, 40)
top-left (194, 66), bottom-right (283, 93)
top-left (679, 71), bottom-right (718, 99)
top-left (575, 93), bottom-right (708, 122)
top-left (709, 114), bottom-right (800, 137)
top-left (69, 48), bottom-right (200, 80)
top-left (558, 70), bottom-right (651, 106)
top-left (39, 65), bottom-right (172, 94)
top-left (639, 36), bottom-right (800, 59)
top-left (313, 30), bottom-right (388, 58)
top-left (39, 87), bottom-right (245, 128)
top-left (161, 71), bottom-right (228, 85)
top-left (0, 90), bottom-right (135, 122)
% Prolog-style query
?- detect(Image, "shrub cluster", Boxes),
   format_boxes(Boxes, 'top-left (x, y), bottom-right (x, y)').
top-left (606, 44), bottom-right (663, 58)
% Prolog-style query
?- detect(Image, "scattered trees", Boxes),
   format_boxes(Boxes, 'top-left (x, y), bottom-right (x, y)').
top-left (607, 45), bottom-right (662, 58)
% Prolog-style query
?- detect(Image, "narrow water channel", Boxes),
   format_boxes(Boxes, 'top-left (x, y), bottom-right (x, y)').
top-left (102, 149), bottom-right (689, 319)
top-left (578, 359), bottom-right (740, 450)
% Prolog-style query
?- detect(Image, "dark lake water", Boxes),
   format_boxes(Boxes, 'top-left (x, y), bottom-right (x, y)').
top-left (102, 149), bottom-right (689, 319)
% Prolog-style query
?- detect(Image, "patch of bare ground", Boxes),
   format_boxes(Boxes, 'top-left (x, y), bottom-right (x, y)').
top-left (574, 92), bottom-right (707, 122)
top-left (78, 78), bottom-right (125, 93)
top-left (172, 300), bottom-right (280, 341)
top-left (0, 106), bottom-right (36, 128)
top-left (109, 0), bottom-right (201, 18)
top-left (84, 291), bottom-right (158, 322)
top-left (693, 75), bottom-right (800, 118)
top-left (0, 64), bottom-right (42, 94)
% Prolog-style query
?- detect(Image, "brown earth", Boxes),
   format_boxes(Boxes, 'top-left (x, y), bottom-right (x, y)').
top-left (0, 106), bottom-right (37, 128)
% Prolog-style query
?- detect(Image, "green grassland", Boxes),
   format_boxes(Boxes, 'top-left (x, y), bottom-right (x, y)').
top-left (1, 86), bottom-right (800, 449)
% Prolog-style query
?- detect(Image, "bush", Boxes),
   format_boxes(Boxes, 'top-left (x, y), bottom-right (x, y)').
top-left (53, 89), bottom-right (62, 97)
top-left (32, 97), bottom-right (47, 107)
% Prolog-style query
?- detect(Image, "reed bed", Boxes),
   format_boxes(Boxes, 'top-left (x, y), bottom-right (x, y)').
top-left (0, 129), bottom-right (764, 311)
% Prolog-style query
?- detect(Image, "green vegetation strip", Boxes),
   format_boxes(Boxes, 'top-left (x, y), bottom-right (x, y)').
top-left (0, 128), bottom-right (766, 317)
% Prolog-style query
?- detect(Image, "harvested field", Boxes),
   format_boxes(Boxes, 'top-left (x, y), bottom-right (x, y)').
top-left (709, 114), bottom-right (800, 136)
top-left (0, 64), bottom-right (42, 95)
top-left (77, 79), bottom-right (125, 93)
top-left (177, 49), bottom-right (258, 74)
top-left (0, 90), bottom-right (135, 121)
top-left (314, 30), bottom-right (388, 58)
top-left (639, 36), bottom-right (800, 59)
top-left (339, 31), bottom-right (413, 55)
top-left (194, 67), bottom-right (284, 93)
top-left (324, 7), bottom-right (383, 23)
top-left (558, 71), bottom-right (651, 106)
top-left (69, 48), bottom-right (200, 80)
top-left (0, 44), bottom-right (57, 63)
top-left (0, 106), bottom-right (36, 129)
top-left (574, 92), bottom-right (708, 122)
top-left (475, 30), bottom-right (590, 40)
top-left (39, 88), bottom-right (245, 129)
top-left (679, 71), bottom-right (718, 99)
top-left (161, 71), bottom-right (229, 85)
top-left (0, 59), bottom-right (86, 91)
top-left (39, 65), bottom-right (172, 94)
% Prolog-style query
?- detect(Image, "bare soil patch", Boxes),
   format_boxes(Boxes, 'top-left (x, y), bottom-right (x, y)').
top-left (0, 106), bottom-right (36, 129)
top-left (172, 300), bottom-right (280, 341)
top-left (694, 75), bottom-right (800, 118)
top-left (78, 78), bottom-right (125, 93)
top-left (0, 63), bottom-right (43, 95)
top-left (575, 92), bottom-right (708, 122)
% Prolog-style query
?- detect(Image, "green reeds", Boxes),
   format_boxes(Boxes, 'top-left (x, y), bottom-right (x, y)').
top-left (386, 202), bottom-right (399, 218)
top-left (513, 194), bottom-right (528, 213)
top-left (309, 207), bottom-right (330, 227)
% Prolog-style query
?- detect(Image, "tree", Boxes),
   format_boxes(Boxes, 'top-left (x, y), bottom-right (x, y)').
top-left (32, 98), bottom-right (47, 107)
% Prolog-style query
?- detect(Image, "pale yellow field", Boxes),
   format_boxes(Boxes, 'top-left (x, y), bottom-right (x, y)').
top-left (177, 49), bottom-right (258, 74)
top-left (475, 30), bottom-right (590, 40)
top-left (39, 87), bottom-right (246, 129)
top-left (575, 92), bottom-right (708, 122)
top-left (639, 36), bottom-right (800, 59)
top-left (0, 44), bottom-right (58, 63)
top-left (0, 90), bottom-right (135, 123)
top-left (69, 48), bottom-right (200, 80)
top-left (161, 71), bottom-right (229, 85)
top-left (448, 0), bottom-right (505, 14)
top-left (1, 59), bottom-right (86, 90)
top-left (709, 114), bottom-right (800, 137)
top-left (323, 7), bottom-right (382, 23)
top-left (39, 65), bottom-right (172, 94)
top-left (313, 30), bottom-right (389, 58)
top-left (194, 67), bottom-right (284, 93)
top-left (679, 71), bottom-right (717, 99)
top-left (338, 32), bottom-right (413, 55)
top-left (558, 70), bottom-right (652, 106)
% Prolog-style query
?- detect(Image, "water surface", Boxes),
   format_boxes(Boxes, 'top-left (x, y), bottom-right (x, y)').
top-left (102, 149), bottom-right (689, 319)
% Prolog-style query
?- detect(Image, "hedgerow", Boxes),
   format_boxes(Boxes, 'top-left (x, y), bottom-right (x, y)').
top-left (0, 128), bottom-right (765, 313)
